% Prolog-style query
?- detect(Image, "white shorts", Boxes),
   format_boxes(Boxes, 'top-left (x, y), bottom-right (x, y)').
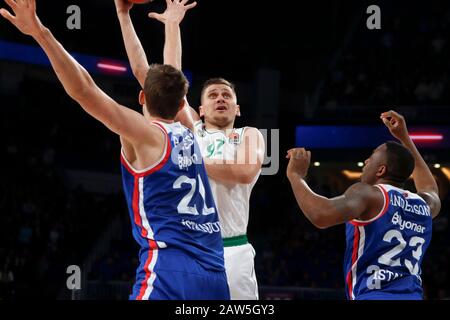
top-left (224, 243), bottom-right (259, 300)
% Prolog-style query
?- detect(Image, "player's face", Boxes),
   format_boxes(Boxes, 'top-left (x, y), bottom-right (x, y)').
top-left (361, 144), bottom-right (388, 184)
top-left (200, 84), bottom-right (240, 128)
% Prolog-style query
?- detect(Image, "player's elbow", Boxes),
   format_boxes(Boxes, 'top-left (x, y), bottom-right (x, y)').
top-left (237, 171), bottom-right (257, 184)
top-left (238, 175), bottom-right (254, 185)
top-left (431, 198), bottom-right (442, 219)
top-left (312, 220), bottom-right (331, 230)
top-left (308, 213), bottom-right (332, 230)
top-left (68, 85), bottom-right (91, 103)
top-left (132, 67), bottom-right (148, 87)
top-left (67, 76), bottom-right (97, 103)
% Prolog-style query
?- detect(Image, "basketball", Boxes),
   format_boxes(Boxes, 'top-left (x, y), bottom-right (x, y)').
top-left (127, 0), bottom-right (153, 4)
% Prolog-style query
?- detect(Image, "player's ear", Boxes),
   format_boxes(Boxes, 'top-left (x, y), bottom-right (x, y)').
top-left (139, 90), bottom-right (146, 106)
top-left (199, 105), bottom-right (205, 117)
top-left (178, 98), bottom-right (186, 112)
top-left (377, 165), bottom-right (387, 178)
top-left (236, 105), bottom-right (241, 117)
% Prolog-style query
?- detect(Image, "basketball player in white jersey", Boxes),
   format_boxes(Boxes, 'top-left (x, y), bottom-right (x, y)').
top-left (114, 0), bottom-right (265, 299)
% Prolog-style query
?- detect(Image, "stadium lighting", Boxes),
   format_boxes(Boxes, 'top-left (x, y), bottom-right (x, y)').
top-left (409, 134), bottom-right (443, 141)
top-left (97, 62), bottom-right (128, 73)
top-left (342, 170), bottom-right (362, 180)
top-left (442, 167), bottom-right (450, 181)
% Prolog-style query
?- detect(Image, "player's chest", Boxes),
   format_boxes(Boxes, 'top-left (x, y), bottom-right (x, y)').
top-left (197, 132), bottom-right (241, 159)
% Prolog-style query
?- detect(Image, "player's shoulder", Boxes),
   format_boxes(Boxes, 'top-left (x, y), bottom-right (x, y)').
top-left (239, 126), bottom-right (263, 139)
top-left (346, 182), bottom-right (384, 201)
top-left (417, 191), bottom-right (441, 218)
top-left (237, 125), bottom-right (257, 132)
top-left (193, 120), bottom-right (206, 134)
top-left (175, 121), bottom-right (194, 133)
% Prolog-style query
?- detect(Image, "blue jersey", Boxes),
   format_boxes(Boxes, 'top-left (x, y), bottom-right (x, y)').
top-left (344, 184), bottom-right (432, 300)
top-left (120, 121), bottom-right (228, 300)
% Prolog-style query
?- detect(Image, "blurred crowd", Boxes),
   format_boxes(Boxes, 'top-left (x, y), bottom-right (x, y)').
top-left (318, 4), bottom-right (450, 122)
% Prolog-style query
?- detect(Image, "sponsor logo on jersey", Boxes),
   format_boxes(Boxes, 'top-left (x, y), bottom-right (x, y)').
top-left (391, 212), bottom-right (426, 233)
top-left (228, 132), bottom-right (240, 144)
top-left (181, 219), bottom-right (221, 234)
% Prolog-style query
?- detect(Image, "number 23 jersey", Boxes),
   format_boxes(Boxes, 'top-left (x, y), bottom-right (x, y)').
top-left (344, 184), bottom-right (432, 300)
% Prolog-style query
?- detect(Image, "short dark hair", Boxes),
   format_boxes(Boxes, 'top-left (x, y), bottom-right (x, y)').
top-left (143, 64), bottom-right (188, 120)
top-left (384, 141), bottom-right (415, 183)
top-left (200, 78), bottom-right (236, 100)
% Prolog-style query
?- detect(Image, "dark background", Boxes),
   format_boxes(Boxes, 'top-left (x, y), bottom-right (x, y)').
top-left (0, 0), bottom-right (449, 300)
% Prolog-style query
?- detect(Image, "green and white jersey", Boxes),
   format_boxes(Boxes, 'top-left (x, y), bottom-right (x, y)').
top-left (194, 120), bottom-right (260, 238)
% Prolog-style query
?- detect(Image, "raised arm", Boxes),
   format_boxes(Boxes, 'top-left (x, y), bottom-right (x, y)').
top-left (149, 0), bottom-right (199, 129)
top-left (381, 110), bottom-right (441, 218)
top-left (286, 148), bottom-right (383, 229)
top-left (114, 0), bottom-right (150, 87)
top-left (148, 0), bottom-right (197, 68)
top-left (1, 0), bottom-right (158, 145)
top-left (205, 128), bottom-right (265, 184)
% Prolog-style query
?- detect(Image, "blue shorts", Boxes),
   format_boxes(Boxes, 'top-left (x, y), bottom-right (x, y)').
top-left (356, 292), bottom-right (423, 300)
top-left (130, 247), bottom-right (230, 300)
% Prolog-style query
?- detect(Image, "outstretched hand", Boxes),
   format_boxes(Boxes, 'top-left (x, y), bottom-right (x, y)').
top-left (148, 0), bottom-right (196, 25)
top-left (286, 148), bottom-right (312, 181)
top-left (0, 0), bottom-right (43, 37)
top-left (380, 110), bottom-right (410, 142)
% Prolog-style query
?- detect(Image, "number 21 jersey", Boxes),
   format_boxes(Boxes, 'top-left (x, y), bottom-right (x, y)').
top-left (120, 121), bottom-right (224, 274)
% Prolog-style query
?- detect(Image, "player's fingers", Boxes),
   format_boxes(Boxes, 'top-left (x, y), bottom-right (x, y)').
top-left (381, 117), bottom-right (392, 128)
top-left (286, 149), bottom-right (293, 156)
top-left (381, 110), bottom-right (403, 121)
top-left (0, 8), bottom-right (16, 24)
top-left (148, 12), bottom-right (163, 21)
top-left (390, 117), bottom-right (399, 127)
top-left (380, 110), bottom-right (395, 118)
top-left (306, 151), bottom-right (311, 160)
top-left (294, 149), bottom-right (303, 159)
top-left (4, 0), bottom-right (18, 10)
top-left (185, 2), bottom-right (197, 10)
top-left (286, 148), bottom-right (296, 154)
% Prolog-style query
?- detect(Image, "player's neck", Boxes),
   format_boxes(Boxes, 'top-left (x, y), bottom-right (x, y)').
top-left (204, 122), bottom-right (235, 132)
top-left (375, 178), bottom-right (404, 189)
top-left (149, 116), bottom-right (175, 124)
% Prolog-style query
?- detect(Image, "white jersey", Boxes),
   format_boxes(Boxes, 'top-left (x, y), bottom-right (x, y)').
top-left (194, 121), bottom-right (260, 238)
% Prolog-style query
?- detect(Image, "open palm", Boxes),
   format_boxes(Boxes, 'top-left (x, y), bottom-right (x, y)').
top-left (0, 0), bottom-right (42, 36)
top-left (148, 0), bottom-right (197, 24)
